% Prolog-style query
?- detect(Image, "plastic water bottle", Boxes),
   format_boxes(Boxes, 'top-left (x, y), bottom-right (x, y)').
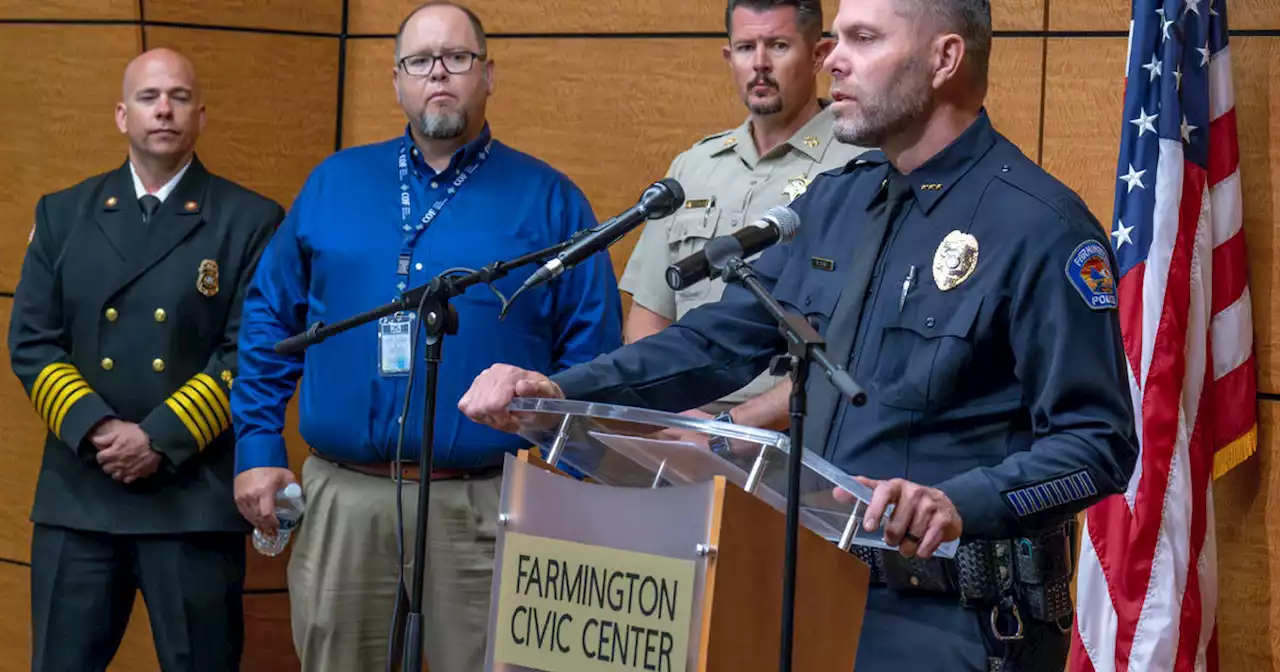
top-left (252, 483), bottom-right (305, 557)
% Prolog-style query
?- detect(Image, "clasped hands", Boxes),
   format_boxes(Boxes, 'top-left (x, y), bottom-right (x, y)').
top-left (89, 418), bottom-right (162, 484)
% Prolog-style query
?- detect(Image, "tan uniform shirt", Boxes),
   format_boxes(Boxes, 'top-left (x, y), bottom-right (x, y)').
top-left (620, 103), bottom-right (872, 407)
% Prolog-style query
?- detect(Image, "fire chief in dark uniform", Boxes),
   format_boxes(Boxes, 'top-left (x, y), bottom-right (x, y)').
top-left (459, 0), bottom-right (1138, 670)
top-left (8, 48), bottom-right (282, 671)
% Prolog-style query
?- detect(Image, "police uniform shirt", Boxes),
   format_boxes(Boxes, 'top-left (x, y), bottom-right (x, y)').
top-left (551, 110), bottom-right (1138, 540)
top-left (619, 102), bottom-right (870, 405)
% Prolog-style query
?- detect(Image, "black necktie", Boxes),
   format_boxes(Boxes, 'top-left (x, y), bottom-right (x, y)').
top-left (139, 194), bottom-right (161, 225)
top-left (805, 171), bottom-right (914, 453)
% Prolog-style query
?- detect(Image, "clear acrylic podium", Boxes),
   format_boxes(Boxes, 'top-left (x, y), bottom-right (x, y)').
top-left (483, 399), bottom-right (958, 672)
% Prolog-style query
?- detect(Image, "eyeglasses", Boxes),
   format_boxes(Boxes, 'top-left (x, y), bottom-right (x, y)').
top-left (398, 51), bottom-right (484, 77)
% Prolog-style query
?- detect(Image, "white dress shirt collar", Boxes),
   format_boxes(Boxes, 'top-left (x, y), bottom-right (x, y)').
top-left (129, 158), bottom-right (193, 203)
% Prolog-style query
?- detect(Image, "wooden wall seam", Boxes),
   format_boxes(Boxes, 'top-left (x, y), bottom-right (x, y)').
top-left (335, 0), bottom-right (349, 152)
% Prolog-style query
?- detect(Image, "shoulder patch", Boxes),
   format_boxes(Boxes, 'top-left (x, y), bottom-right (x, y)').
top-left (1065, 240), bottom-right (1118, 311)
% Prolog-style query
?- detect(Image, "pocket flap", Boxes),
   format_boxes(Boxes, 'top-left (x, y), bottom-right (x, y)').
top-left (887, 295), bottom-right (983, 339)
top-left (666, 207), bottom-right (717, 243)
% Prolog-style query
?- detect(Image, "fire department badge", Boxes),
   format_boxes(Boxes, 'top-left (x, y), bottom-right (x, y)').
top-left (197, 259), bottom-right (220, 297)
top-left (932, 231), bottom-right (979, 291)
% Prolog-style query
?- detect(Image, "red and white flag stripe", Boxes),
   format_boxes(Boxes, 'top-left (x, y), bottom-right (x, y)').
top-left (1070, 2), bottom-right (1256, 671)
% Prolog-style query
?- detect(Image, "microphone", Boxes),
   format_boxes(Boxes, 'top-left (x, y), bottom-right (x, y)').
top-left (517, 178), bottom-right (685, 294)
top-left (665, 205), bottom-right (800, 291)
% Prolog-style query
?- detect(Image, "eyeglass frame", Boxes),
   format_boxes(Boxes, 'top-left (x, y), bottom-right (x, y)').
top-left (397, 51), bottom-right (487, 77)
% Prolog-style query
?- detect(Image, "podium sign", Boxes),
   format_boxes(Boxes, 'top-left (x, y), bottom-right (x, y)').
top-left (492, 532), bottom-right (697, 672)
top-left (487, 455), bottom-right (715, 672)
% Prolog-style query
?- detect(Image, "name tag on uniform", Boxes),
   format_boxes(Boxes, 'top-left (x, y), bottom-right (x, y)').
top-left (812, 257), bottom-right (836, 272)
top-left (378, 313), bottom-right (416, 376)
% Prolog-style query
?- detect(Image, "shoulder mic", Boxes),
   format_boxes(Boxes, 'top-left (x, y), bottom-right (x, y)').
top-left (517, 178), bottom-right (685, 294)
top-left (665, 205), bottom-right (800, 291)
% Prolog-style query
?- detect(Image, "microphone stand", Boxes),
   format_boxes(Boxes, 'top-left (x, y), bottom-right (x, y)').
top-left (273, 237), bottom-right (579, 672)
top-left (715, 255), bottom-right (866, 672)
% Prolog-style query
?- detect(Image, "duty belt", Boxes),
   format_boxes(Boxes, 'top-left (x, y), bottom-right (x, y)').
top-left (849, 521), bottom-right (1076, 640)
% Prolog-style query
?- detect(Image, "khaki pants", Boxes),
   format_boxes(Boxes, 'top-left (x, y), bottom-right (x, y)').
top-left (288, 456), bottom-right (502, 672)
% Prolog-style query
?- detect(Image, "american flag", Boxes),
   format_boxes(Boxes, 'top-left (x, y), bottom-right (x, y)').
top-left (1070, 1), bottom-right (1258, 671)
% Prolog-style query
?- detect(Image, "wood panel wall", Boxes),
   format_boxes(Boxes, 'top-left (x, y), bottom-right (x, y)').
top-left (1, 0), bottom-right (1277, 669)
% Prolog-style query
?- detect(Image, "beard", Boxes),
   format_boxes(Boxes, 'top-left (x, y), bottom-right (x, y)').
top-left (417, 109), bottom-right (468, 139)
top-left (744, 74), bottom-right (784, 116)
top-left (832, 56), bottom-right (932, 147)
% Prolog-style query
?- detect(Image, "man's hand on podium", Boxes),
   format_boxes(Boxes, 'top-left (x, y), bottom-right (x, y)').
top-left (833, 476), bottom-right (963, 559)
top-left (459, 363), bottom-right (565, 433)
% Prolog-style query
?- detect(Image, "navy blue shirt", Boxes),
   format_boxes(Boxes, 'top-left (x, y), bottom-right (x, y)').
top-left (552, 112), bottom-right (1138, 540)
top-left (232, 125), bottom-right (623, 472)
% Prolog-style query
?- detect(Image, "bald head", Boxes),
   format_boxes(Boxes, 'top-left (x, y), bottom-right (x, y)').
top-left (116, 48), bottom-right (205, 171)
top-left (122, 48), bottom-right (200, 101)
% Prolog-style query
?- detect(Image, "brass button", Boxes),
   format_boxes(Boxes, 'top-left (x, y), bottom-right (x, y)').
top-left (152, 358), bottom-right (165, 373)
top-left (101, 357), bottom-right (114, 371)
top-left (909, 576), bottom-right (920, 587)
top-left (154, 308), bottom-right (167, 323)
top-left (105, 308), bottom-right (118, 322)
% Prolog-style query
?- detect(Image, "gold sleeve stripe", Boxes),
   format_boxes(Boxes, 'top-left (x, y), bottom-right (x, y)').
top-left (47, 379), bottom-right (90, 429)
top-left (177, 384), bottom-right (223, 437)
top-left (32, 363), bottom-right (74, 408)
top-left (164, 397), bottom-right (211, 449)
top-left (172, 387), bottom-right (215, 446)
top-left (30, 363), bottom-right (97, 439)
top-left (35, 367), bottom-right (77, 420)
top-left (52, 386), bottom-right (92, 438)
top-left (189, 375), bottom-right (230, 429)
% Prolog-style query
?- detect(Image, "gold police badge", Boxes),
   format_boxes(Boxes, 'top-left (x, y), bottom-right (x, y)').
top-left (932, 231), bottom-right (979, 291)
top-left (783, 175), bottom-right (813, 202)
top-left (197, 259), bottom-right (220, 297)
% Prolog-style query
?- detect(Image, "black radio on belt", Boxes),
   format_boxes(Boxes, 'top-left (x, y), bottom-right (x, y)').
top-left (1011, 525), bottom-right (1075, 622)
top-left (1012, 526), bottom-right (1073, 585)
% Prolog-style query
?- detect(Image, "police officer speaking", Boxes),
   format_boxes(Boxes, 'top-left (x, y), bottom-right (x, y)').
top-left (459, 0), bottom-right (1138, 670)
top-left (8, 48), bottom-right (283, 670)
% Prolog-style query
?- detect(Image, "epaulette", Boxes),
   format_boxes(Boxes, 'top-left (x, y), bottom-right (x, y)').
top-left (837, 148), bottom-right (889, 175)
top-left (694, 128), bottom-right (736, 145)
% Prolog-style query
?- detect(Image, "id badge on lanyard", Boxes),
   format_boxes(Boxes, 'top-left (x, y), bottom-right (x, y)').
top-left (380, 138), bottom-right (491, 377)
top-left (378, 312), bottom-right (416, 376)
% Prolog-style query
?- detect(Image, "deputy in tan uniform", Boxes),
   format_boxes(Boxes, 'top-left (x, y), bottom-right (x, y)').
top-left (620, 0), bottom-right (871, 429)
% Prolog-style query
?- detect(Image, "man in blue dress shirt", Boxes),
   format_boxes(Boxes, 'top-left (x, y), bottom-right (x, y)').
top-left (229, 2), bottom-right (622, 670)
top-left (459, 0), bottom-right (1137, 670)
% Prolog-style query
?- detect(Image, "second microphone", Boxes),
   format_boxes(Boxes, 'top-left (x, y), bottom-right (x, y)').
top-left (665, 205), bottom-right (801, 291)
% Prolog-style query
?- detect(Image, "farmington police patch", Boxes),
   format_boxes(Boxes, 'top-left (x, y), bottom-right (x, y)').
top-left (1065, 240), bottom-right (1117, 311)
